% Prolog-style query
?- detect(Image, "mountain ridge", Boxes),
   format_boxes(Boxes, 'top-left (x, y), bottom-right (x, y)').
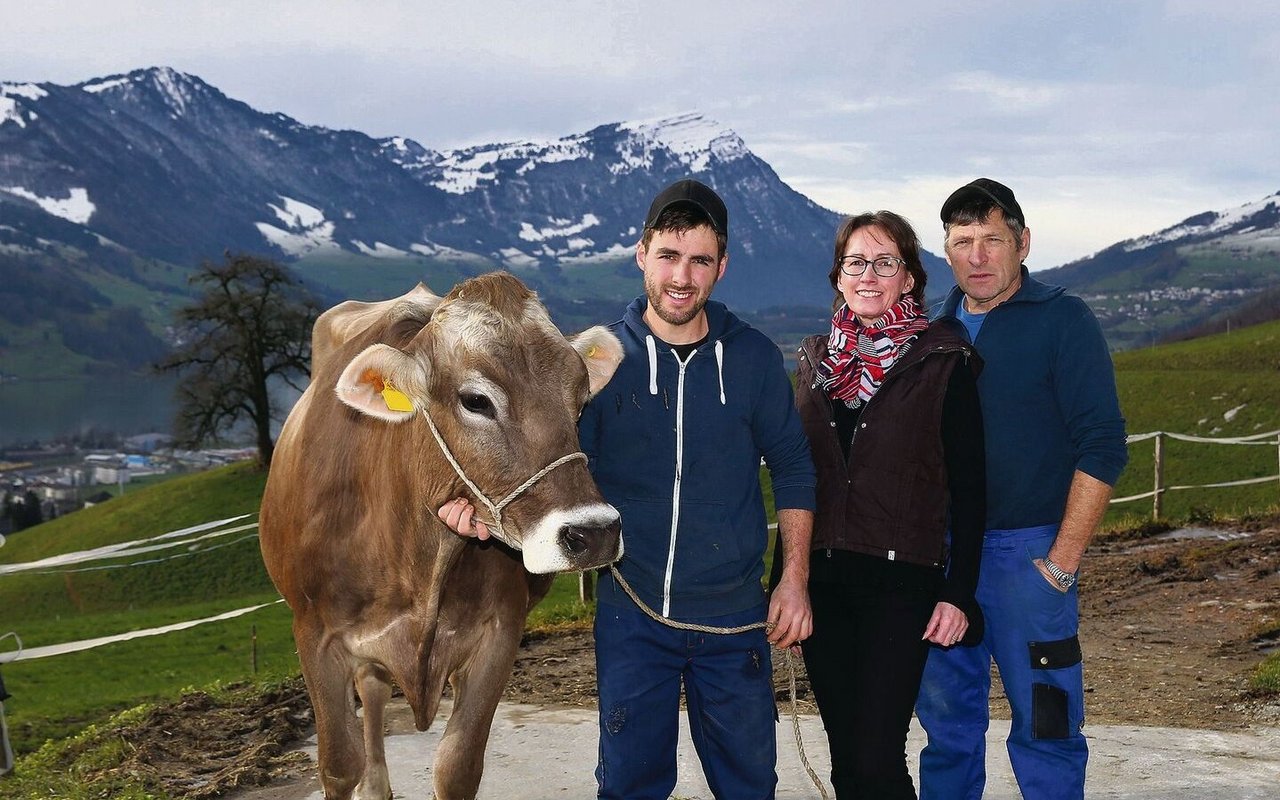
top-left (3, 66), bottom-right (1278, 377)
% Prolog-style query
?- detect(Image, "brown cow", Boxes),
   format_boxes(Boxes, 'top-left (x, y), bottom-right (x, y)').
top-left (259, 272), bottom-right (623, 799)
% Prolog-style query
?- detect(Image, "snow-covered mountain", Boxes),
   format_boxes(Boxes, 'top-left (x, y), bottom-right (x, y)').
top-left (1120, 191), bottom-right (1280, 254)
top-left (0, 67), bottom-right (891, 314)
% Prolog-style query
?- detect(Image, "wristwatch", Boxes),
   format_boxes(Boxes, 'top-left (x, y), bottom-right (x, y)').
top-left (1042, 557), bottom-right (1077, 590)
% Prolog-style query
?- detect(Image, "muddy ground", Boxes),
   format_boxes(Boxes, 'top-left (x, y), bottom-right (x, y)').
top-left (94, 518), bottom-right (1280, 797)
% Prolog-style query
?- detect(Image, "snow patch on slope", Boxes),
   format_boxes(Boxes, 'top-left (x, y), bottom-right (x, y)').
top-left (518, 214), bottom-right (600, 242)
top-left (410, 242), bottom-right (478, 261)
top-left (257, 195), bottom-right (336, 256)
top-left (0, 186), bottom-right (95, 224)
top-left (0, 84), bottom-right (45, 128)
top-left (269, 196), bottom-right (326, 229)
top-left (353, 240), bottom-right (411, 258)
top-left (613, 113), bottom-right (748, 174)
top-left (256, 221), bottom-right (338, 256)
top-left (430, 137), bottom-right (589, 193)
top-left (81, 77), bottom-right (131, 94)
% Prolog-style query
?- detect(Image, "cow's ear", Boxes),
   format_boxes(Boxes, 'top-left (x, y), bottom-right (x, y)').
top-left (335, 343), bottom-right (429, 423)
top-left (569, 326), bottom-right (623, 396)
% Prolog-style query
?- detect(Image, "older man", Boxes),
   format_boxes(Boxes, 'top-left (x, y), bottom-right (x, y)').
top-left (915, 179), bottom-right (1128, 800)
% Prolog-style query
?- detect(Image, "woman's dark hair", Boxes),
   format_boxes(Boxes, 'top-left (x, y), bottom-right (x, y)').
top-left (827, 211), bottom-right (927, 310)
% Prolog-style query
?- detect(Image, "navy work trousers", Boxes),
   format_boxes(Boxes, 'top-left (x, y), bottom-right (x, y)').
top-left (594, 600), bottom-right (778, 800)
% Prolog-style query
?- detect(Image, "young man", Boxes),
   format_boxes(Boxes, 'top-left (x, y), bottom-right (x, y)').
top-left (441, 178), bottom-right (816, 799)
top-left (914, 178), bottom-right (1129, 800)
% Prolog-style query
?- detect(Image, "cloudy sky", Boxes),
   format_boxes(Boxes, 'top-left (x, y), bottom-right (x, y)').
top-left (4, 1), bottom-right (1277, 268)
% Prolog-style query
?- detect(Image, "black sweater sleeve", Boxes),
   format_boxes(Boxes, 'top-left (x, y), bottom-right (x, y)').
top-left (937, 359), bottom-right (986, 616)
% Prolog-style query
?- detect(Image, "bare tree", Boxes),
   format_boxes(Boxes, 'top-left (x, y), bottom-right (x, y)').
top-left (157, 253), bottom-right (318, 466)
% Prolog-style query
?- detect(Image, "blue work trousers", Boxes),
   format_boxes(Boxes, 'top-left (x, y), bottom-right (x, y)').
top-left (594, 600), bottom-right (778, 800)
top-left (916, 525), bottom-right (1087, 800)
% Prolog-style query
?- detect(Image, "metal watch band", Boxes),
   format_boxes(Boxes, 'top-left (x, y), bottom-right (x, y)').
top-left (1043, 557), bottom-right (1076, 589)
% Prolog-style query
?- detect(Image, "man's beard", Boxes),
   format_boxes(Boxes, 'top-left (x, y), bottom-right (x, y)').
top-left (644, 278), bottom-right (712, 328)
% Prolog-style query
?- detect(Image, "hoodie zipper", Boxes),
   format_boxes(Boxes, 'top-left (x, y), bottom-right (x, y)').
top-left (661, 349), bottom-right (695, 617)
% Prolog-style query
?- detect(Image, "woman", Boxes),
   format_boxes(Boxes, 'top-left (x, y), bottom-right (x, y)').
top-left (795, 211), bottom-right (985, 799)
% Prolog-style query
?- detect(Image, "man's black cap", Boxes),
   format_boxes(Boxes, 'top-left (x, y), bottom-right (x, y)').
top-left (941, 178), bottom-right (1025, 228)
top-left (644, 179), bottom-right (728, 237)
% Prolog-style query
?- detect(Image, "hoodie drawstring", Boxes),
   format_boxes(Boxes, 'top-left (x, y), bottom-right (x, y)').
top-left (646, 335), bottom-right (659, 396)
top-left (646, 332), bottom-right (725, 405)
top-left (714, 340), bottom-right (726, 405)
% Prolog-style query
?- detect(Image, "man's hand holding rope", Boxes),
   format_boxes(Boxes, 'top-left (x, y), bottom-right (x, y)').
top-left (768, 507), bottom-right (815, 650)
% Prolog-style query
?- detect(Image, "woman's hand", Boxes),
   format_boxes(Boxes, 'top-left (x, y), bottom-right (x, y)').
top-left (922, 601), bottom-right (969, 647)
top-left (436, 498), bottom-right (491, 540)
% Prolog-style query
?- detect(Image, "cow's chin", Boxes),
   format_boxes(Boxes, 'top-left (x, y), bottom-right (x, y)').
top-left (517, 504), bottom-right (624, 575)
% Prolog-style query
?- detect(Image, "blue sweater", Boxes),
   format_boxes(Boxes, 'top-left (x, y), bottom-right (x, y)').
top-left (937, 268), bottom-right (1128, 530)
top-left (582, 297), bottom-right (816, 620)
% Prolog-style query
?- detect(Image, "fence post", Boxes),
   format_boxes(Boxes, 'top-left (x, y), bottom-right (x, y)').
top-left (579, 571), bottom-right (594, 604)
top-left (1153, 433), bottom-right (1165, 520)
top-left (251, 624), bottom-right (258, 675)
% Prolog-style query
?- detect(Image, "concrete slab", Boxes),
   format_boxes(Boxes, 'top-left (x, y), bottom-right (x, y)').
top-left (228, 699), bottom-right (1280, 799)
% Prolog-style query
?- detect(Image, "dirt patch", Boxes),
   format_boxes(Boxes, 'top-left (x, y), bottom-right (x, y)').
top-left (1079, 520), bottom-right (1280, 729)
top-left (100, 519), bottom-right (1280, 797)
top-left (88, 682), bottom-right (315, 799)
top-left (508, 520), bottom-right (1280, 730)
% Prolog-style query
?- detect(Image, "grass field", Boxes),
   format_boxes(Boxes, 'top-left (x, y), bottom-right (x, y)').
top-left (1107, 318), bottom-right (1280, 525)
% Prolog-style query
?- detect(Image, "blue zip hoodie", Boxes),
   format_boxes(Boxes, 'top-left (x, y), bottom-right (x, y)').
top-left (582, 297), bottom-right (816, 620)
top-left (936, 266), bottom-right (1128, 530)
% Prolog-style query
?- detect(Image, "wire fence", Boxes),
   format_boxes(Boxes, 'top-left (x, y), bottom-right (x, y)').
top-left (0, 514), bottom-right (273, 665)
top-left (5, 429), bottom-right (1280, 663)
top-left (1112, 428), bottom-right (1280, 518)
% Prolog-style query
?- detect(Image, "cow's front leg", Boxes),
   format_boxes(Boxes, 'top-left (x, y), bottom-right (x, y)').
top-left (431, 623), bottom-right (524, 799)
top-left (295, 617), bottom-right (364, 800)
top-left (354, 663), bottom-right (394, 800)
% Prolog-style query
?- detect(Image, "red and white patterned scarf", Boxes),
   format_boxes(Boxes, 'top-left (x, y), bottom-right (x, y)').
top-left (818, 295), bottom-right (929, 406)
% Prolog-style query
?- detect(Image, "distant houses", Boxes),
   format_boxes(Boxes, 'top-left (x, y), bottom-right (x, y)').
top-left (0, 435), bottom-right (257, 525)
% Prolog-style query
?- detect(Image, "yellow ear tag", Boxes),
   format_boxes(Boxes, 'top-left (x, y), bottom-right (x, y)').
top-left (380, 383), bottom-right (414, 413)
top-left (585, 344), bottom-right (598, 358)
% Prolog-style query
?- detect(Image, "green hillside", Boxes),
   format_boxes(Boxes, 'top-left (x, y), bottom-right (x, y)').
top-left (0, 249), bottom-right (184, 380)
top-left (1109, 318), bottom-right (1280, 523)
top-left (0, 464), bottom-right (287, 754)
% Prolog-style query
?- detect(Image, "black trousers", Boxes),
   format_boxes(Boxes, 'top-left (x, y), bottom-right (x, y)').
top-left (802, 578), bottom-right (937, 800)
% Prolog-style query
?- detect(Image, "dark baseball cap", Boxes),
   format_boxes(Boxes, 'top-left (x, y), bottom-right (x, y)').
top-left (941, 178), bottom-right (1025, 228)
top-left (644, 179), bottom-right (728, 237)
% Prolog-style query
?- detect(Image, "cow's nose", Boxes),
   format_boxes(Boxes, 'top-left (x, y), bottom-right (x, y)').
top-left (558, 518), bottom-right (622, 557)
top-left (559, 524), bottom-right (592, 555)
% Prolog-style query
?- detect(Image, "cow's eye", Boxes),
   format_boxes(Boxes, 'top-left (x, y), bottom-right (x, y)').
top-left (459, 391), bottom-right (495, 417)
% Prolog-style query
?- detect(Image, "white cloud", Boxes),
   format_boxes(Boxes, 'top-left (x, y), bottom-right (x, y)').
top-left (945, 72), bottom-right (1067, 109)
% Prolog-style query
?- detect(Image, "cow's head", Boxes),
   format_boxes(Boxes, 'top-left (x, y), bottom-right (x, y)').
top-left (333, 273), bottom-right (623, 574)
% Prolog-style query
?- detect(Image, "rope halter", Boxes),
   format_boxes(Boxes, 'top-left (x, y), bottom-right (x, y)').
top-left (421, 408), bottom-right (586, 549)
